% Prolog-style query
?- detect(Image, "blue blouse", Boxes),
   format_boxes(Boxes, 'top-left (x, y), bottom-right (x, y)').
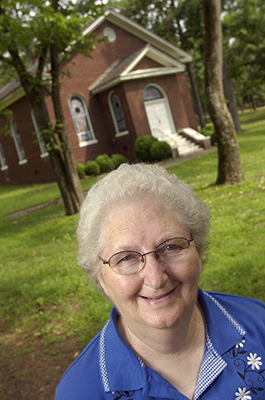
top-left (55, 289), bottom-right (265, 400)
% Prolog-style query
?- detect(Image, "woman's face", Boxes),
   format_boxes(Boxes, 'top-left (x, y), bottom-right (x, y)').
top-left (98, 199), bottom-right (202, 337)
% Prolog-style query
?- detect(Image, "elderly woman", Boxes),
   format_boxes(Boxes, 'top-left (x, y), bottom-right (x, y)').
top-left (55, 163), bottom-right (265, 400)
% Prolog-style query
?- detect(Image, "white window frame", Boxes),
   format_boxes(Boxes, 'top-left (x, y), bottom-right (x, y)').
top-left (0, 143), bottom-right (8, 171)
top-left (108, 91), bottom-right (129, 138)
top-left (31, 110), bottom-right (48, 158)
top-left (10, 120), bottom-right (27, 165)
top-left (69, 95), bottom-right (97, 147)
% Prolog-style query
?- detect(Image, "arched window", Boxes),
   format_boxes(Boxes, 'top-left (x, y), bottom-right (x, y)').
top-left (0, 143), bottom-right (8, 170)
top-left (31, 110), bottom-right (48, 158)
top-left (143, 86), bottom-right (163, 101)
top-left (70, 96), bottom-right (96, 146)
top-left (109, 92), bottom-right (128, 137)
top-left (10, 120), bottom-right (27, 164)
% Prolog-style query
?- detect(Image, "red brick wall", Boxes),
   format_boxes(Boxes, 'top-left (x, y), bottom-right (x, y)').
top-left (0, 97), bottom-right (55, 185)
top-left (123, 73), bottom-right (197, 137)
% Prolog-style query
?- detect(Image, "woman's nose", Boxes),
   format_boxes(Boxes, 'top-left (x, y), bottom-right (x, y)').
top-left (139, 253), bottom-right (168, 289)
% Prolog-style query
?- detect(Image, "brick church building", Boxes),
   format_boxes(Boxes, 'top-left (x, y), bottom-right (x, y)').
top-left (0, 9), bottom-right (205, 185)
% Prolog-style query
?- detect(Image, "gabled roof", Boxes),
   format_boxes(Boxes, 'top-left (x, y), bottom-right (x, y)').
top-left (89, 44), bottom-right (185, 95)
top-left (84, 9), bottom-right (192, 64)
top-left (0, 63), bottom-right (38, 109)
top-left (0, 9), bottom-right (192, 108)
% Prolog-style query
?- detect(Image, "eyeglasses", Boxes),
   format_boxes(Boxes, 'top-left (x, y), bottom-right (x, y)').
top-left (100, 236), bottom-right (194, 275)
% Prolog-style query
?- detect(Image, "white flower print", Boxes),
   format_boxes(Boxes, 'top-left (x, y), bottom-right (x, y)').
top-left (235, 387), bottom-right (252, 400)
top-left (247, 353), bottom-right (262, 370)
top-left (236, 339), bottom-right (245, 349)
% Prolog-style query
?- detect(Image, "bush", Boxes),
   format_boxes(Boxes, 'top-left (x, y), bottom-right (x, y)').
top-left (84, 160), bottom-right (100, 176)
top-left (111, 153), bottom-right (127, 169)
top-left (201, 123), bottom-right (216, 145)
top-left (95, 154), bottom-right (115, 173)
top-left (76, 163), bottom-right (85, 179)
top-left (134, 135), bottom-right (158, 162)
top-left (150, 141), bottom-right (172, 161)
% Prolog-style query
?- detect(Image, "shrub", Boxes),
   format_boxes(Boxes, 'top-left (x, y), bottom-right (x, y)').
top-left (95, 154), bottom-right (115, 173)
top-left (134, 135), bottom-right (158, 162)
top-left (150, 141), bottom-right (172, 161)
top-left (76, 163), bottom-right (85, 179)
top-left (201, 123), bottom-right (217, 145)
top-left (84, 160), bottom-right (100, 176)
top-left (111, 153), bottom-right (127, 169)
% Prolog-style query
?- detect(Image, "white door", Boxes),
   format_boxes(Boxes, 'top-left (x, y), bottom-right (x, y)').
top-left (144, 98), bottom-right (175, 139)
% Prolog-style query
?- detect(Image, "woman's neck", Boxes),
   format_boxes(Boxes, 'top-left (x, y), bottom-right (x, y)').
top-left (118, 300), bottom-right (205, 359)
top-left (118, 301), bottom-right (206, 399)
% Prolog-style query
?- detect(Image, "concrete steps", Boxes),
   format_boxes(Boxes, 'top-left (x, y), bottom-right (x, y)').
top-left (152, 128), bottom-right (205, 157)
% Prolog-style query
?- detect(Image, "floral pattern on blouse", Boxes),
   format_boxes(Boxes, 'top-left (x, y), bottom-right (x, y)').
top-left (227, 340), bottom-right (265, 399)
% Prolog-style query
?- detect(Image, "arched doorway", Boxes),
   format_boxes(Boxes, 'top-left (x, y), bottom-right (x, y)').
top-left (143, 85), bottom-right (175, 138)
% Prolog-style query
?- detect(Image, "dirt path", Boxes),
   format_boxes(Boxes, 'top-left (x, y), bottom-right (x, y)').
top-left (0, 336), bottom-right (80, 400)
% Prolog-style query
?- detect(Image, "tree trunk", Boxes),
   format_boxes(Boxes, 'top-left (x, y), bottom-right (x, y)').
top-left (203, 0), bottom-right (244, 184)
top-left (186, 62), bottom-right (206, 129)
top-left (251, 94), bottom-right (257, 110)
top-left (32, 97), bottom-right (82, 215)
top-left (8, 46), bottom-right (83, 215)
top-left (50, 36), bottom-right (84, 214)
top-left (223, 58), bottom-right (242, 132)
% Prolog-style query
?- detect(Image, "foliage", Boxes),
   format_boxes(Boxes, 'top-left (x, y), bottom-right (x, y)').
top-left (201, 123), bottom-right (216, 145)
top-left (150, 140), bottom-right (172, 161)
top-left (134, 135), bottom-right (158, 162)
top-left (95, 154), bottom-right (115, 173)
top-left (76, 163), bottom-right (86, 179)
top-left (222, 0), bottom-right (265, 105)
top-left (111, 153), bottom-right (127, 169)
top-left (0, 0), bottom-right (104, 215)
top-left (84, 160), bottom-right (100, 176)
top-left (115, 0), bottom-right (265, 112)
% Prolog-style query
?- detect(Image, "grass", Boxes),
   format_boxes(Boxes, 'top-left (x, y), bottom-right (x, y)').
top-left (0, 108), bottom-right (265, 357)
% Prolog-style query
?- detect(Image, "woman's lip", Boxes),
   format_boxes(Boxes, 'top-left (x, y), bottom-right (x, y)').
top-left (140, 287), bottom-right (176, 301)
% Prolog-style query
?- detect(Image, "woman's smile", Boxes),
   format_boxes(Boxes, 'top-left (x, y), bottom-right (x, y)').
top-left (139, 287), bottom-right (177, 304)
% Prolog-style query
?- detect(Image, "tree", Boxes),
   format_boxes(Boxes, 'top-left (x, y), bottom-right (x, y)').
top-left (203, 0), bottom-right (243, 184)
top-left (222, 0), bottom-right (265, 109)
top-left (0, 0), bottom-right (100, 215)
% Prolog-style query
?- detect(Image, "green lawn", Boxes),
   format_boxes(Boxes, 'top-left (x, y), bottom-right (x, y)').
top-left (0, 109), bottom-right (265, 391)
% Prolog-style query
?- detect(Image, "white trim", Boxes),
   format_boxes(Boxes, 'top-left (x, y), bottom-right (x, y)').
top-left (121, 45), bottom-right (184, 76)
top-left (108, 91), bottom-right (129, 137)
top-left (0, 143), bottom-right (8, 170)
top-left (40, 152), bottom-right (49, 158)
top-left (90, 66), bottom-right (183, 95)
top-left (10, 120), bottom-right (28, 164)
top-left (30, 109), bottom-right (49, 158)
top-left (79, 139), bottom-right (98, 147)
top-left (18, 159), bottom-right (28, 165)
top-left (83, 10), bottom-right (192, 63)
top-left (68, 95), bottom-right (97, 147)
top-left (115, 130), bottom-right (129, 138)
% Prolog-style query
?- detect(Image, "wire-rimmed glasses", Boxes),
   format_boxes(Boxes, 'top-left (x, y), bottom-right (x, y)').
top-left (100, 236), bottom-right (194, 275)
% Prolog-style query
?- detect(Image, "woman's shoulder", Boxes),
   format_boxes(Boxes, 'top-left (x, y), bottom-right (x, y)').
top-left (202, 289), bottom-right (265, 321)
top-left (55, 328), bottom-right (105, 400)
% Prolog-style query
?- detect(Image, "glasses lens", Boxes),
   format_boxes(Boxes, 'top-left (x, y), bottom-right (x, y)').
top-left (110, 251), bottom-right (142, 275)
top-left (157, 237), bottom-right (190, 264)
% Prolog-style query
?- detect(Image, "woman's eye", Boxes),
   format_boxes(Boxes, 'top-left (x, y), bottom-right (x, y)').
top-left (165, 244), bottom-right (180, 251)
top-left (118, 254), bottom-right (137, 264)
